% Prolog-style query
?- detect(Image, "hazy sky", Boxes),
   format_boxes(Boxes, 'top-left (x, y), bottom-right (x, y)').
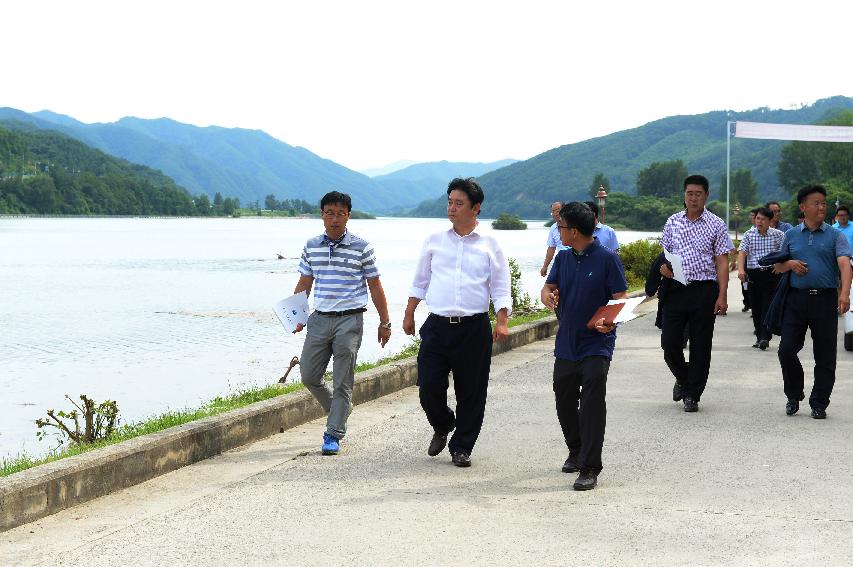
top-left (3, 1), bottom-right (851, 171)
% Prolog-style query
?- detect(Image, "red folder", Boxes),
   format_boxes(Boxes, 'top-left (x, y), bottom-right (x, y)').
top-left (586, 303), bottom-right (625, 329)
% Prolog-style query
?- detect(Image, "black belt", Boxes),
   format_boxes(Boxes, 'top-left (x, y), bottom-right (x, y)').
top-left (686, 280), bottom-right (716, 286)
top-left (430, 312), bottom-right (488, 324)
top-left (748, 266), bottom-right (774, 272)
top-left (315, 307), bottom-right (367, 317)
top-left (791, 288), bottom-right (836, 296)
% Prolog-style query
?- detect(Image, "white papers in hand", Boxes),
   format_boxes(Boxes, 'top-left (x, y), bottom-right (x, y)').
top-left (663, 250), bottom-right (687, 285)
top-left (273, 291), bottom-right (309, 333)
top-left (606, 296), bottom-right (647, 325)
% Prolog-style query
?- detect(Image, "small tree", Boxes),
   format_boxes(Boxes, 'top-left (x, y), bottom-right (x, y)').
top-left (36, 394), bottom-right (119, 447)
top-left (636, 160), bottom-right (688, 198)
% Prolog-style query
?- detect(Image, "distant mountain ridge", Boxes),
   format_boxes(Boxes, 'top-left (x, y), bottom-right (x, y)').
top-left (409, 96), bottom-right (853, 218)
top-left (373, 159), bottom-right (517, 208)
top-left (0, 109), bottom-right (402, 212)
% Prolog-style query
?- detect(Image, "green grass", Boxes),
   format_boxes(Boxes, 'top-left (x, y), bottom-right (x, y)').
top-left (1, 383), bottom-right (303, 478)
top-left (507, 308), bottom-right (554, 327)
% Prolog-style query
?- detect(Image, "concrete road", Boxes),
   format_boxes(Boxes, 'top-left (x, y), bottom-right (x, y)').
top-left (3, 275), bottom-right (853, 566)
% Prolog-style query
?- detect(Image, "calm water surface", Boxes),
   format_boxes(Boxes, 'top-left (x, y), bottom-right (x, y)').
top-left (0, 217), bottom-right (658, 458)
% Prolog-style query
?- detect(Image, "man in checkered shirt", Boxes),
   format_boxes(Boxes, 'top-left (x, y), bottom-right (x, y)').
top-left (659, 175), bottom-right (734, 412)
top-left (737, 206), bottom-right (785, 350)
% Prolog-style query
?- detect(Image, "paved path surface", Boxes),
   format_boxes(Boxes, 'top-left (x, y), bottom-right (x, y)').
top-left (4, 276), bottom-right (853, 566)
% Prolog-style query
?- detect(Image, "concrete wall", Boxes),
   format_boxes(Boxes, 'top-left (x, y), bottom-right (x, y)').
top-left (0, 315), bottom-right (559, 532)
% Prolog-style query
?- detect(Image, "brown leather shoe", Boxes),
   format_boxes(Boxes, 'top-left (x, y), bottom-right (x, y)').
top-left (451, 452), bottom-right (471, 467)
top-left (427, 433), bottom-right (447, 456)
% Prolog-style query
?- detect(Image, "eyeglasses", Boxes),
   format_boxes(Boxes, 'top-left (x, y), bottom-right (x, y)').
top-left (322, 210), bottom-right (348, 218)
top-left (556, 224), bottom-right (570, 230)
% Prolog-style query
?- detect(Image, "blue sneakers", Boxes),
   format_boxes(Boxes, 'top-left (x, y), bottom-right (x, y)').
top-left (321, 433), bottom-right (340, 455)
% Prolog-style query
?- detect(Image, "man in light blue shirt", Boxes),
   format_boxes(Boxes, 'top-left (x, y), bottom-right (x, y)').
top-left (832, 204), bottom-right (853, 250)
top-left (540, 201), bottom-right (569, 276)
top-left (584, 201), bottom-right (619, 252)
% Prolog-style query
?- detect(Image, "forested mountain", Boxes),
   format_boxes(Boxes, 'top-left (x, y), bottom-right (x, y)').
top-left (0, 109), bottom-right (404, 213)
top-left (373, 159), bottom-right (517, 207)
top-left (409, 96), bottom-right (853, 218)
top-left (0, 125), bottom-right (201, 215)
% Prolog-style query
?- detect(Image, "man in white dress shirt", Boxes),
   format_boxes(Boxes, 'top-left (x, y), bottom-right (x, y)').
top-left (403, 178), bottom-right (512, 467)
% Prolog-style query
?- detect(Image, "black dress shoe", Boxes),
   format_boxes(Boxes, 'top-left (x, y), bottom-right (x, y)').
top-left (561, 455), bottom-right (580, 473)
top-left (752, 341), bottom-right (760, 348)
top-left (811, 408), bottom-right (827, 419)
top-left (758, 339), bottom-right (769, 350)
top-left (741, 305), bottom-right (750, 312)
top-left (683, 397), bottom-right (698, 412)
top-left (672, 381), bottom-right (683, 402)
top-left (427, 433), bottom-right (448, 456)
top-left (785, 399), bottom-right (799, 416)
top-left (573, 471), bottom-right (598, 491)
top-left (451, 452), bottom-right (471, 467)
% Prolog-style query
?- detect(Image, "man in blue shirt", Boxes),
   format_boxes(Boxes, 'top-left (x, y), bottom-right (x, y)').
top-left (832, 204), bottom-right (853, 250)
top-left (774, 185), bottom-right (851, 419)
top-left (540, 201), bottom-right (568, 276)
top-left (584, 201), bottom-right (620, 252)
top-left (767, 201), bottom-right (795, 234)
top-left (541, 202), bottom-right (627, 491)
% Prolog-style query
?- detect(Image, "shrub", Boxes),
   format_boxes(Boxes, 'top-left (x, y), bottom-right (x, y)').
top-left (619, 238), bottom-right (662, 289)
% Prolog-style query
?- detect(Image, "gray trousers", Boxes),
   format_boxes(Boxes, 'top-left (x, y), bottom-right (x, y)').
top-left (300, 311), bottom-right (363, 439)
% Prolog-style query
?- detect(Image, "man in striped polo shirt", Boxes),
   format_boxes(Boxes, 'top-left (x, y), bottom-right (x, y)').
top-left (737, 206), bottom-right (784, 350)
top-left (293, 191), bottom-right (391, 455)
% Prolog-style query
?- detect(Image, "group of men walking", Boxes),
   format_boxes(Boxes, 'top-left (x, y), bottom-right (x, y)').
top-left (290, 174), bottom-right (851, 492)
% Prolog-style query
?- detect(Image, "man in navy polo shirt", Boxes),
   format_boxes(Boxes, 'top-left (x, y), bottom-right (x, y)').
top-left (774, 185), bottom-right (851, 419)
top-left (541, 202), bottom-right (627, 491)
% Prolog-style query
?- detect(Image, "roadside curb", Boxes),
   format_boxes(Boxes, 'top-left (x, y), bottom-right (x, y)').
top-left (0, 315), bottom-right (559, 532)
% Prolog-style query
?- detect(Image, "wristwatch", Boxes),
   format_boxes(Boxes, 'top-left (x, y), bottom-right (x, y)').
top-left (379, 321), bottom-right (392, 330)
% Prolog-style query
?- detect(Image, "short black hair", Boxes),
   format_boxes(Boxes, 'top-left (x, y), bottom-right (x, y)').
top-left (683, 174), bottom-right (709, 193)
top-left (320, 191), bottom-right (352, 212)
top-left (796, 184), bottom-right (826, 204)
top-left (749, 207), bottom-right (760, 216)
top-left (447, 177), bottom-right (484, 212)
top-left (765, 201), bottom-right (781, 209)
top-left (754, 207), bottom-right (774, 220)
top-left (584, 201), bottom-right (600, 219)
top-left (837, 205), bottom-right (850, 215)
top-left (559, 201), bottom-right (595, 237)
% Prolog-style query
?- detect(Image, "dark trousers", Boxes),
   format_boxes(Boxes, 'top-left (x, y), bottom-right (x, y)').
top-left (742, 281), bottom-right (751, 309)
top-left (661, 281), bottom-right (718, 402)
top-left (417, 313), bottom-right (492, 455)
top-left (553, 356), bottom-right (609, 474)
top-left (747, 268), bottom-right (780, 342)
top-left (778, 290), bottom-right (838, 410)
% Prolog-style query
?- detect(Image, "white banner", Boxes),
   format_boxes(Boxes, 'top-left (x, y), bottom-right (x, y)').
top-left (734, 121), bottom-right (853, 143)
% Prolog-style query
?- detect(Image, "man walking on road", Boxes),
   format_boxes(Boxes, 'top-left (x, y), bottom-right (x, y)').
top-left (659, 175), bottom-right (734, 412)
top-left (293, 191), bottom-right (391, 455)
top-left (403, 178), bottom-right (511, 467)
top-left (737, 207), bottom-right (784, 350)
top-left (541, 201), bottom-right (568, 276)
top-left (774, 185), bottom-right (851, 418)
top-left (541, 202), bottom-right (627, 491)
top-left (584, 201), bottom-right (620, 252)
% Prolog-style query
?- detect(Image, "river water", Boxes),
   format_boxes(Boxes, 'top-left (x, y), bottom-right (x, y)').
top-left (0, 217), bottom-right (658, 458)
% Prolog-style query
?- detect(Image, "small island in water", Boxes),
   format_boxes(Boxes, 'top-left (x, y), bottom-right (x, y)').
top-left (492, 213), bottom-right (527, 230)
